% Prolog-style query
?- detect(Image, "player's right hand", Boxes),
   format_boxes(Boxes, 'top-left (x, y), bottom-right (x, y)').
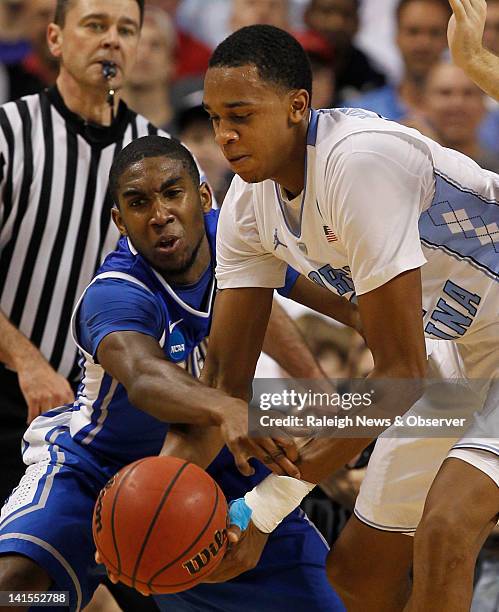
top-left (219, 400), bottom-right (301, 478)
top-left (17, 355), bottom-right (74, 423)
top-left (203, 515), bottom-right (268, 583)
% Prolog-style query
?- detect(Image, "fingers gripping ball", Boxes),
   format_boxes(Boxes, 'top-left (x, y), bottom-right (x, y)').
top-left (92, 457), bottom-right (229, 594)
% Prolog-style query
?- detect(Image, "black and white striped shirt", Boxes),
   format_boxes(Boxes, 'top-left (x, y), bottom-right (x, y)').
top-left (0, 86), bottom-right (165, 382)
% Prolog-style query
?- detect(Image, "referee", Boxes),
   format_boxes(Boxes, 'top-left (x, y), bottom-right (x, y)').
top-left (0, 0), bottom-right (168, 503)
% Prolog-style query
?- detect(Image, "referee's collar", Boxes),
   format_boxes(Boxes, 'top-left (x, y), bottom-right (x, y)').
top-left (45, 85), bottom-right (134, 147)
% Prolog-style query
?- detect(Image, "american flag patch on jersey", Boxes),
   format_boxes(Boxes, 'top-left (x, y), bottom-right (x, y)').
top-left (323, 225), bottom-right (338, 242)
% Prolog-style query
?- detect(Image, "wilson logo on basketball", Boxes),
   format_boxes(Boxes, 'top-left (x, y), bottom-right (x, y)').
top-left (94, 476), bottom-right (116, 534)
top-left (182, 529), bottom-right (227, 575)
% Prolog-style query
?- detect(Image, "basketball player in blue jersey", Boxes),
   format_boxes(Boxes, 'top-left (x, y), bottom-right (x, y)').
top-left (0, 135), bottom-right (346, 612)
top-left (199, 25), bottom-right (499, 612)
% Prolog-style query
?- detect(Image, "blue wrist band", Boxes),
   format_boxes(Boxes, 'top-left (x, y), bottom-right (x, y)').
top-left (228, 498), bottom-right (253, 531)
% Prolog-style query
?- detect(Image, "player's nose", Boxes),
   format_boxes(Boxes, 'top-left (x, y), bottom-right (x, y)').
top-left (150, 199), bottom-right (175, 226)
top-left (214, 122), bottom-right (238, 147)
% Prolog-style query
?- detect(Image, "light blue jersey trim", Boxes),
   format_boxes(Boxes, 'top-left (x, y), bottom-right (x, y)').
top-left (274, 110), bottom-right (319, 238)
top-left (419, 173), bottom-right (499, 281)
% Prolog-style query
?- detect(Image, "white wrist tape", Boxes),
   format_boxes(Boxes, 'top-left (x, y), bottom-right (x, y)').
top-left (243, 474), bottom-right (316, 533)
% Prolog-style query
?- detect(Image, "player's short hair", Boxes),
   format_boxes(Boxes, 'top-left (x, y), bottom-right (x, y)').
top-left (54, 0), bottom-right (145, 27)
top-left (109, 135), bottom-right (200, 207)
top-left (209, 25), bottom-right (313, 104)
top-left (396, 0), bottom-right (451, 22)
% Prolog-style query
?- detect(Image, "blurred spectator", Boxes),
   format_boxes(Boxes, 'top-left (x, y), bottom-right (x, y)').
top-left (478, 0), bottom-right (499, 156)
top-left (347, 331), bottom-right (374, 378)
top-left (423, 62), bottom-right (499, 173)
top-left (352, 0), bottom-right (449, 121)
top-left (229, 0), bottom-right (290, 32)
top-left (7, 0), bottom-right (57, 100)
top-left (294, 30), bottom-right (335, 108)
top-left (315, 339), bottom-right (349, 378)
top-left (483, 0), bottom-right (499, 54)
top-left (147, 0), bottom-right (212, 80)
top-left (355, 0), bottom-right (400, 83)
top-left (175, 83), bottom-right (233, 203)
top-left (0, 0), bottom-right (30, 65)
top-left (123, 6), bottom-right (176, 131)
top-left (304, 0), bottom-right (386, 104)
top-left (177, 0), bottom-right (295, 49)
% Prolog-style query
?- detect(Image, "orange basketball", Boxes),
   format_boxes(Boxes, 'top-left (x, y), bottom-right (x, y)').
top-left (92, 456), bottom-right (229, 595)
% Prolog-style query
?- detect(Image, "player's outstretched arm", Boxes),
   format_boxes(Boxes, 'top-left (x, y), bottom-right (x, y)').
top-left (97, 330), bottom-right (247, 429)
top-left (202, 287), bottom-right (301, 478)
top-left (448, 0), bottom-right (499, 100)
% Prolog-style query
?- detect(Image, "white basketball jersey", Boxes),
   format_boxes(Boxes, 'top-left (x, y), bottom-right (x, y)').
top-left (216, 108), bottom-right (499, 343)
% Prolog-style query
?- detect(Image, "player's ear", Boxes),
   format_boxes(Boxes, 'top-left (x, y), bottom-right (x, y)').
top-left (111, 206), bottom-right (127, 236)
top-left (47, 23), bottom-right (63, 60)
top-left (288, 90), bottom-right (309, 125)
top-left (199, 182), bottom-right (213, 213)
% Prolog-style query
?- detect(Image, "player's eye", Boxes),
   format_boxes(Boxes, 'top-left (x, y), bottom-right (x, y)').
top-left (164, 189), bottom-right (182, 198)
top-left (129, 198), bottom-right (146, 208)
top-left (231, 114), bottom-right (251, 123)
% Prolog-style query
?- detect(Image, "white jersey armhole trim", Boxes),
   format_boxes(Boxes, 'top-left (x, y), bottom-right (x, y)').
top-left (70, 271), bottom-right (156, 360)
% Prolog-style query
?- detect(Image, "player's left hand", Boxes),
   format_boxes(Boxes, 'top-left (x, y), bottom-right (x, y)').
top-left (219, 399), bottom-right (301, 478)
top-left (203, 521), bottom-right (268, 583)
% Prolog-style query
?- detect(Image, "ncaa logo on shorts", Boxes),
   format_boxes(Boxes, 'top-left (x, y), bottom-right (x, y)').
top-left (168, 320), bottom-right (187, 362)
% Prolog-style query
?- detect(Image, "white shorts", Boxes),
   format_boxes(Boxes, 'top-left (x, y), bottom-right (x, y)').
top-left (355, 335), bottom-right (499, 533)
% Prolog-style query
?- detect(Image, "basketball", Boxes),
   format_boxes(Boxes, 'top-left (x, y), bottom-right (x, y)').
top-left (92, 456), bottom-right (229, 595)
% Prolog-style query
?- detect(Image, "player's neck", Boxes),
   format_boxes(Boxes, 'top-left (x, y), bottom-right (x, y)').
top-left (272, 122), bottom-right (308, 198)
top-left (56, 71), bottom-right (121, 127)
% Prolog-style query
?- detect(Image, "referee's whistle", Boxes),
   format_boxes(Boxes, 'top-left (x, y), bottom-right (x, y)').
top-left (102, 61), bottom-right (117, 80)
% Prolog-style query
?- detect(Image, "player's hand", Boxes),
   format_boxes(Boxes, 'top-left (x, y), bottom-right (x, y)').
top-left (219, 400), bottom-right (301, 478)
top-left (448, 0), bottom-right (487, 69)
top-left (203, 521), bottom-right (268, 583)
top-left (17, 354), bottom-right (74, 423)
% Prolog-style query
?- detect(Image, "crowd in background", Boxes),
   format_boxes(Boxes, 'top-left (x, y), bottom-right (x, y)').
top-left (0, 1), bottom-right (498, 610)
top-left (2, 0), bottom-right (499, 197)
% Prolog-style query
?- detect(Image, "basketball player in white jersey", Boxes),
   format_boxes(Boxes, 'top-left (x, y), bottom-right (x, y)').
top-left (200, 25), bottom-right (499, 612)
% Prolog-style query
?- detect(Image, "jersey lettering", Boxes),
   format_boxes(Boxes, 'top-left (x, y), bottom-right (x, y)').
top-left (425, 280), bottom-right (482, 339)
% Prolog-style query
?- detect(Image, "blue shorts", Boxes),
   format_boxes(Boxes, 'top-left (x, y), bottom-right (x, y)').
top-left (159, 512), bottom-right (345, 611)
top-left (0, 435), bottom-right (344, 611)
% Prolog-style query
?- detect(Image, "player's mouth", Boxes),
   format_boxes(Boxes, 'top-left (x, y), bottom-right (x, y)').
top-left (155, 236), bottom-right (181, 255)
top-left (227, 154), bottom-right (250, 169)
